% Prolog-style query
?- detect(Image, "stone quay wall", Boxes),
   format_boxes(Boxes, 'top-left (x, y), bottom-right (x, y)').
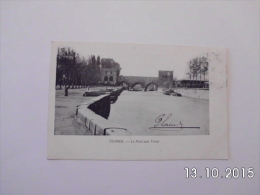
top-left (175, 88), bottom-right (209, 101)
top-left (87, 95), bottom-right (111, 119)
top-left (75, 89), bottom-right (130, 136)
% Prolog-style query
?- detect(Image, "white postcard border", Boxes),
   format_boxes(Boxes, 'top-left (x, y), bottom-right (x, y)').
top-left (48, 42), bottom-right (228, 160)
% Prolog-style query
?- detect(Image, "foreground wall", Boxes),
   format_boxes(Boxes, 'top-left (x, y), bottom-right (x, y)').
top-left (75, 93), bottom-right (130, 136)
top-left (175, 88), bottom-right (209, 101)
top-left (87, 95), bottom-right (111, 119)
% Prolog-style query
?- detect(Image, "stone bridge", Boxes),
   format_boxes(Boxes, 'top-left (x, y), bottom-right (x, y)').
top-left (118, 76), bottom-right (159, 91)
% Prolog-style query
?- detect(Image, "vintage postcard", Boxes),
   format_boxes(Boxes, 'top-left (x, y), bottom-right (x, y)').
top-left (48, 42), bottom-right (228, 160)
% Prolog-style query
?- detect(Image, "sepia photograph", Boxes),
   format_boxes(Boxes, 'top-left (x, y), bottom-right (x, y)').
top-left (54, 42), bottom-right (210, 136)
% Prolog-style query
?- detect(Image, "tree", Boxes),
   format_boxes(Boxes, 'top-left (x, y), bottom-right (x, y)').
top-left (201, 57), bottom-right (209, 82)
top-left (84, 55), bottom-right (101, 85)
top-left (56, 47), bottom-right (77, 88)
top-left (97, 55), bottom-right (101, 66)
top-left (186, 56), bottom-right (209, 88)
top-left (187, 60), bottom-right (193, 87)
top-left (56, 48), bottom-right (122, 87)
top-left (193, 58), bottom-right (201, 84)
top-left (56, 47), bottom-right (91, 88)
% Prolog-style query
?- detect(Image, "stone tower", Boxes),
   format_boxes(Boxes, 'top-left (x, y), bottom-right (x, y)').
top-left (158, 70), bottom-right (174, 88)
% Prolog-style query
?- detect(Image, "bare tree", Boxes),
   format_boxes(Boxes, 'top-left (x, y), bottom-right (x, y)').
top-left (201, 57), bottom-right (209, 82)
top-left (186, 56), bottom-right (209, 88)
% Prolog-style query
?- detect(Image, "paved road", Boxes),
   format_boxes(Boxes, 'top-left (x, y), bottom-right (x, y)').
top-left (108, 90), bottom-right (209, 135)
top-left (55, 88), bottom-right (93, 135)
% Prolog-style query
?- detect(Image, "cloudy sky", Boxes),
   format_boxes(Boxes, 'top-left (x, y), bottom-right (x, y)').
top-left (54, 42), bottom-right (210, 80)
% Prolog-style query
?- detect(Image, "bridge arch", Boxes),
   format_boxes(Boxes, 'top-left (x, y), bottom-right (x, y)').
top-left (144, 82), bottom-right (158, 91)
top-left (131, 82), bottom-right (145, 90)
top-left (118, 76), bottom-right (159, 91)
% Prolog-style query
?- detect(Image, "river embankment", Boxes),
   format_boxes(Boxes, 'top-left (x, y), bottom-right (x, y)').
top-left (55, 88), bottom-right (94, 135)
top-left (55, 86), bottom-right (128, 135)
top-left (174, 88), bottom-right (209, 100)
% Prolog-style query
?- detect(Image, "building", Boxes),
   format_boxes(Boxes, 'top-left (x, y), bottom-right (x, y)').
top-left (158, 70), bottom-right (174, 88)
top-left (176, 79), bottom-right (208, 88)
top-left (100, 67), bottom-right (118, 85)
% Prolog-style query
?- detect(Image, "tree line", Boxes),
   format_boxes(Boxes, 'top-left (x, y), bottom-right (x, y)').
top-left (56, 47), bottom-right (121, 88)
top-left (186, 56), bottom-right (209, 87)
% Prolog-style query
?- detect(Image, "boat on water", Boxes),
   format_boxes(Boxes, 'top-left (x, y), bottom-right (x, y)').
top-left (171, 92), bottom-right (182, 97)
top-left (83, 90), bottom-right (106, 96)
top-left (163, 88), bottom-right (182, 96)
top-left (163, 90), bottom-right (171, 95)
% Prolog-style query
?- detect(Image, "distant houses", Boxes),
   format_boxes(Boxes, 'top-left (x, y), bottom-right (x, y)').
top-left (100, 67), bottom-right (119, 85)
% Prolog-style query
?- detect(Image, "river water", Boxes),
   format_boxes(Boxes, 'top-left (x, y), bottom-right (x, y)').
top-left (108, 90), bottom-right (209, 136)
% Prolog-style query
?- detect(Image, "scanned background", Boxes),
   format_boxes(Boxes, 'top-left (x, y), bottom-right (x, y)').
top-left (1, 1), bottom-right (259, 195)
